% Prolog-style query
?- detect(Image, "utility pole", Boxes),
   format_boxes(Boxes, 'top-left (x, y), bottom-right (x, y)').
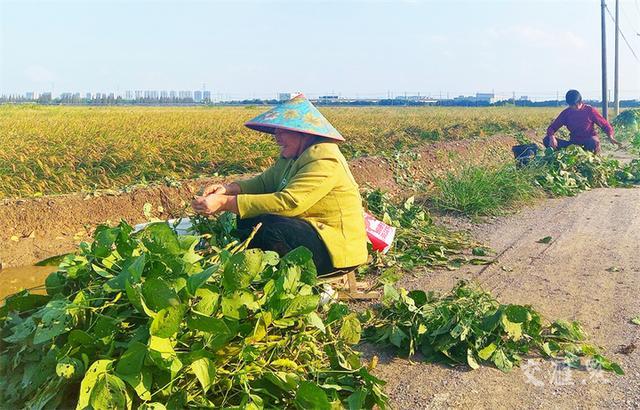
top-left (601, 0), bottom-right (608, 119)
top-left (614, 0), bottom-right (620, 116)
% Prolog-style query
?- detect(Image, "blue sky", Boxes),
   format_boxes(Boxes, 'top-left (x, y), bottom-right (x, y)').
top-left (1, 0), bottom-right (639, 100)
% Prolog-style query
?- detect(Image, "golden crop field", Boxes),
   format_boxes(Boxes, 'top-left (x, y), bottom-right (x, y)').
top-left (0, 104), bottom-right (560, 199)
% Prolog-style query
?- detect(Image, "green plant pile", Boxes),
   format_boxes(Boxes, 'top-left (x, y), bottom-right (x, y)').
top-left (613, 109), bottom-right (640, 152)
top-left (362, 280), bottom-right (623, 374)
top-left (533, 145), bottom-right (640, 196)
top-left (613, 109), bottom-right (639, 133)
top-left (364, 190), bottom-right (489, 271)
top-left (0, 221), bottom-right (388, 409)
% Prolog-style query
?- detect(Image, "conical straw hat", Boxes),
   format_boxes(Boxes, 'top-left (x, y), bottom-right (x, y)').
top-left (245, 94), bottom-right (344, 141)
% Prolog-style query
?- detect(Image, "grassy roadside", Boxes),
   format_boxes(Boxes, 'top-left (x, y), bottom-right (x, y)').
top-left (429, 144), bottom-right (640, 217)
top-left (430, 164), bottom-right (542, 216)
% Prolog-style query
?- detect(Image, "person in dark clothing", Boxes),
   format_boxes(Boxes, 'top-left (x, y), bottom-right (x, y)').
top-left (543, 90), bottom-right (621, 154)
top-left (236, 214), bottom-right (334, 274)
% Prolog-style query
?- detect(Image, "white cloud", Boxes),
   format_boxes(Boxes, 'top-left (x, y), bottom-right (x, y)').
top-left (487, 25), bottom-right (586, 49)
top-left (25, 65), bottom-right (56, 83)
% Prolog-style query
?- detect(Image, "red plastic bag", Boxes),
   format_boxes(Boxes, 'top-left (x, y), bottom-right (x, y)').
top-left (364, 212), bottom-right (396, 254)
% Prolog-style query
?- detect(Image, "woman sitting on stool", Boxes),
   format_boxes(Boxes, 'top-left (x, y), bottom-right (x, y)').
top-left (191, 94), bottom-right (368, 275)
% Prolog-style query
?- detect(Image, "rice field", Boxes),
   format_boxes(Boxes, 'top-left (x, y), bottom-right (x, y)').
top-left (0, 104), bottom-right (560, 199)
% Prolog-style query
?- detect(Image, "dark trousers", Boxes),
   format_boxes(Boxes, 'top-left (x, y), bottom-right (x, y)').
top-left (236, 214), bottom-right (334, 275)
top-left (543, 136), bottom-right (600, 154)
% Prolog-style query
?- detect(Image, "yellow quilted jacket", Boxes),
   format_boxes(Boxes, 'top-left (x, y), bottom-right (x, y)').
top-left (236, 142), bottom-right (368, 269)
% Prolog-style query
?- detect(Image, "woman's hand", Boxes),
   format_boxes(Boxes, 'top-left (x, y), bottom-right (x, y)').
top-left (200, 182), bottom-right (241, 196)
top-left (548, 136), bottom-right (558, 149)
top-left (191, 194), bottom-right (238, 215)
top-left (201, 183), bottom-right (226, 196)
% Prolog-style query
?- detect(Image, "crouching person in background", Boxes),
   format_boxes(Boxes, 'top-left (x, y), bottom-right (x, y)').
top-left (543, 89), bottom-right (621, 154)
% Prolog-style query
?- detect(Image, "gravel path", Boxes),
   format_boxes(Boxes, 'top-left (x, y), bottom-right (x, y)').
top-left (370, 187), bottom-right (640, 409)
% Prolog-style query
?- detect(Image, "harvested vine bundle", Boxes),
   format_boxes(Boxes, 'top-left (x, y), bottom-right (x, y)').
top-left (363, 281), bottom-right (623, 374)
top-left (0, 221), bottom-right (388, 409)
top-left (364, 190), bottom-right (490, 270)
top-left (533, 145), bottom-right (638, 196)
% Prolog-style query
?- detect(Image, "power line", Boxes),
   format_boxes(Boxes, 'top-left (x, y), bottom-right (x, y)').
top-left (605, 4), bottom-right (640, 63)
top-left (620, 1), bottom-right (640, 35)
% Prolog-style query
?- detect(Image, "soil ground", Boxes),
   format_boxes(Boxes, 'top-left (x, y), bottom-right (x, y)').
top-left (1, 135), bottom-right (638, 409)
top-left (371, 187), bottom-right (640, 409)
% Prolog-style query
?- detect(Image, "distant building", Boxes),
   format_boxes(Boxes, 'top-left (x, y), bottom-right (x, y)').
top-left (475, 93), bottom-right (495, 103)
top-left (85, 92), bottom-right (92, 100)
top-left (135, 90), bottom-right (144, 100)
top-left (194, 91), bottom-right (203, 102)
top-left (25, 92), bottom-right (38, 100)
top-left (278, 93), bottom-right (292, 102)
top-left (203, 90), bottom-right (211, 102)
top-left (319, 95), bottom-right (340, 103)
top-left (178, 90), bottom-right (193, 100)
top-left (125, 90), bottom-right (133, 100)
top-left (38, 92), bottom-right (52, 103)
top-left (160, 90), bottom-right (169, 99)
top-left (169, 90), bottom-right (177, 99)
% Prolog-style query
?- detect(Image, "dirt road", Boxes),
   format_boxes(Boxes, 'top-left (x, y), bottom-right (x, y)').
top-left (373, 187), bottom-right (640, 409)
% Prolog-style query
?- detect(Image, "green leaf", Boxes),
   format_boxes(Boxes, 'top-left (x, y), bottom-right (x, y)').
top-left (191, 357), bottom-right (217, 393)
top-left (77, 359), bottom-right (114, 410)
top-left (221, 290), bottom-right (257, 320)
top-left (140, 222), bottom-right (183, 255)
top-left (119, 368), bottom-right (153, 401)
top-left (4, 292), bottom-right (51, 313)
top-left (186, 314), bottom-right (237, 350)
top-left (56, 357), bottom-right (84, 379)
top-left (501, 316), bottom-right (523, 341)
top-left (492, 349), bottom-right (513, 372)
top-left (284, 295), bottom-right (319, 318)
top-left (472, 247), bottom-right (488, 256)
top-left (347, 390), bottom-right (366, 410)
top-left (631, 315), bottom-right (640, 325)
top-left (389, 326), bottom-right (408, 348)
top-left (306, 311), bottom-right (326, 333)
top-left (116, 342), bottom-right (147, 376)
top-left (504, 305), bottom-right (531, 323)
top-left (222, 249), bottom-right (266, 291)
top-left (89, 373), bottom-right (131, 410)
top-left (142, 277), bottom-right (179, 312)
top-left (282, 247), bottom-right (317, 285)
top-left (187, 265), bottom-right (219, 295)
top-left (3, 317), bottom-right (36, 343)
top-left (477, 343), bottom-right (497, 360)
top-left (326, 303), bottom-right (350, 324)
top-left (467, 349), bottom-right (480, 370)
top-left (138, 403), bottom-right (166, 410)
top-left (382, 284), bottom-right (400, 305)
top-left (339, 314), bottom-right (361, 345)
top-left (537, 236), bottom-right (552, 244)
top-left (192, 287), bottom-right (219, 316)
top-left (295, 381), bottom-right (331, 410)
top-left (150, 305), bottom-right (184, 338)
top-left (33, 299), bottom-right (70, 344)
